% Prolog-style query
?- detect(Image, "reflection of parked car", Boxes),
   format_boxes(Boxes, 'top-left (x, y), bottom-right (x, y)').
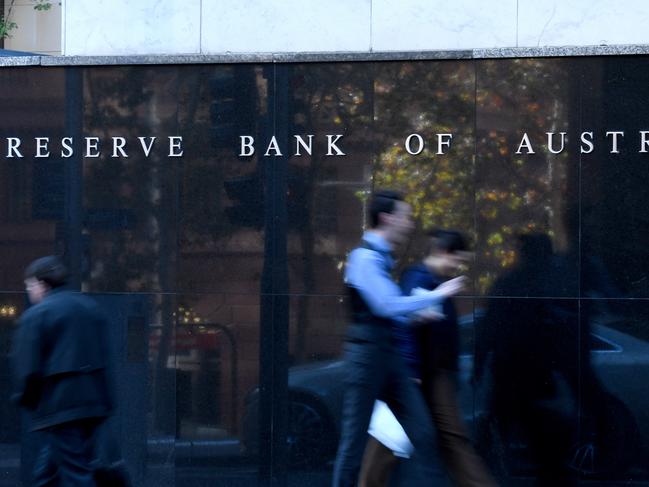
top-left (241, 316), bottom-right (649, 477)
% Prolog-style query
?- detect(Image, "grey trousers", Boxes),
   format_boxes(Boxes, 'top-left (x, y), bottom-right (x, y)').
top-left (332, 337), bottom-right (445, 487)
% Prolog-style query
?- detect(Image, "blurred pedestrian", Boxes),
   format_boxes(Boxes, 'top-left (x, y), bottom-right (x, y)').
top-left (332, 191), bottom-right (466, 487)
top-left (11, 256), bottom-right (114, 486)
top-left (475, 234), bottom-right (578, 486)
top-left (359, 230), bottom-right (496, 487)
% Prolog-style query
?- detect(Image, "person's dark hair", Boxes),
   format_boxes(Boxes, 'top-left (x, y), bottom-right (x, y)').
top-left (368, 190), bottom-right (404, 228)
top-left (427, 229), bottom-right (468, 253)
top-left (24, 256), bottom-right (69, 288)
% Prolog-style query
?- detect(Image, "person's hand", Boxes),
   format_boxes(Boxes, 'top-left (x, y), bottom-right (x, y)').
top-left (435, 275), bottom-right (467, 297)
top-left (411, 288), bottom-right (445, 321)
top-left (413, 306), bottom-right (445, 321)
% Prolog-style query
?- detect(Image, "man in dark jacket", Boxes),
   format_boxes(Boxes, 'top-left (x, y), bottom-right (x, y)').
top-left (11, 256), bottom-right (114, 486)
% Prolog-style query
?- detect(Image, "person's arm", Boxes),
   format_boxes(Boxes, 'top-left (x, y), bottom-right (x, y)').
top-left (10, 312), bottom-right (43, 408)
top-left (400, 266), bottom-right (446, 322)
top-left (346, 249), bottom-right (463, 319)
top-left (400, 266), bottom-right (425, 295)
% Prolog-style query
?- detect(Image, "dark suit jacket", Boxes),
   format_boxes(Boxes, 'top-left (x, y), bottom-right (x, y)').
top-left (394, 264), bottom-right (460, 376)
top-left (11, 288), bottom-right (114, 431)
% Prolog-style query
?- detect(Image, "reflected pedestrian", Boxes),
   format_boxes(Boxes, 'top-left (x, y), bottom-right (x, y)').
top-left (359, 230), bottom-right (496, 487)
top-left (332, 191), bottom-right (466, 487)
top-left (475, 234), bottom-right (578, 486)
top-left (11, 256), bottom-right (114, 486)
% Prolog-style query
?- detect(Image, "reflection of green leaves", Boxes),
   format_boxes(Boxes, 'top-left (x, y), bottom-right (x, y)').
top-left (372, 62), bottom-right (475, 276)
top-left (83, 68), bottom-right (164, 291)
top-left (354, 189), bottom-right (370, 202)
top-left (487, 233), bottom-right (503, 246)
top-left (373, 60), bottom-right (572, 292)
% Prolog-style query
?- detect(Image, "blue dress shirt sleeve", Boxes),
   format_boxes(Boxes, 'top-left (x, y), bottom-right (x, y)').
top-left (345, 247), bottom-right (444, 319)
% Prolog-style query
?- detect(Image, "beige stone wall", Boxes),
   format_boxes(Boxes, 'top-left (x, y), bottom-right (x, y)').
top-left (3, 0), bottom-right (61, 55)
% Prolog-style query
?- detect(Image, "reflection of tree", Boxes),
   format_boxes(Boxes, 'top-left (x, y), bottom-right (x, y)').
top-left (177, 66), bottom-right (260, 250)
top-left (372, 60), bottom-right (576, 291)
top-left (289, 64), bottom-right (373, 362)
top-left (279, 59), bottom-right (578, 357)
top-left (475, 60), bottom-right (575, 291)
top-left (83, 67), bottom-right (181, 433)
top-left (373, 62), bottom-right (475, 270)
top-left (83, 68), bottom-right (176, 291)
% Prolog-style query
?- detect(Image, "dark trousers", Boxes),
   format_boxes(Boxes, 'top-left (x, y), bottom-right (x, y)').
top-left (358, 436), bottom-right (399, 487)
top-left (32, 418), bottom-right (102, 487)
top-left (421, 370), bottom-right (496, 487)
top-left (358, 369), bottom-right (497, 487)
top-left (332, 337), bottom-right (445, 487)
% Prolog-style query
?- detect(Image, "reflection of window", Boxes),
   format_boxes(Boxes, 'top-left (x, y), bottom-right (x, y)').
top-left (2, 1), bottom-right (62, 55)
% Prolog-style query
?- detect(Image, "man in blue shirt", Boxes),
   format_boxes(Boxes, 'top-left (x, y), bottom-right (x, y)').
top-left (332, 191), bottom-right (466, 487)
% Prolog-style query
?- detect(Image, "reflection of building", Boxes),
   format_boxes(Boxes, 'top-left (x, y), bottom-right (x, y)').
top-left (1, 0), bottom-right (60, 54)
top-left (3, 5), bottom-right (649, 483)
top-left (0, 300), bottom-right (20, 443)
top-left (0, 69), bottom-right (64, 293)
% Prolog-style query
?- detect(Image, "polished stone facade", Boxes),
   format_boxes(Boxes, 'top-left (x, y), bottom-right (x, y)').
top-left (0, 57), bottom-right (648, 486)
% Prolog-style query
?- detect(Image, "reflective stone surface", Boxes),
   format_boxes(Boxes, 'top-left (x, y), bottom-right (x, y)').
top-left (0, 58), bottom-right (648, 485)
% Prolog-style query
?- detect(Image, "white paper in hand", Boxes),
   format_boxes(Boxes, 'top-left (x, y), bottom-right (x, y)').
top-left (368, 400), bottom-right (414, 458)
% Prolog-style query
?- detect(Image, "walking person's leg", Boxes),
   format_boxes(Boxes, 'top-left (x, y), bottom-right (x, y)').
top-left (383, 353), bottom-right (446, 484)
top-left (333, 341), bottom-right (386, 487)
top-left (358, 436), bottom-right (400, 487)
top-left (424, 369), bottom-right (497, 487)
top-left (55, 419), bottom-right (101, 487)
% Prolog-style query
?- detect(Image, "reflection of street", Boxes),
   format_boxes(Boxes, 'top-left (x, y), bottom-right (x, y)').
top-left (1, 439), bottom-right (264, 486)
top-left (0, 443), bottom-right (20, 486)
top-left (173, 468), bottom-right (332, 487)
top-left (237, 311), bottom-right (649, 484)
top-left (150, 321), bottom-right (240, 440)
top-left (169, 466), bottom-right (649, 487)
top-left (474, 234), bottom-right (645, 485)
top-left (475, 235), bottom-right (580, 485)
